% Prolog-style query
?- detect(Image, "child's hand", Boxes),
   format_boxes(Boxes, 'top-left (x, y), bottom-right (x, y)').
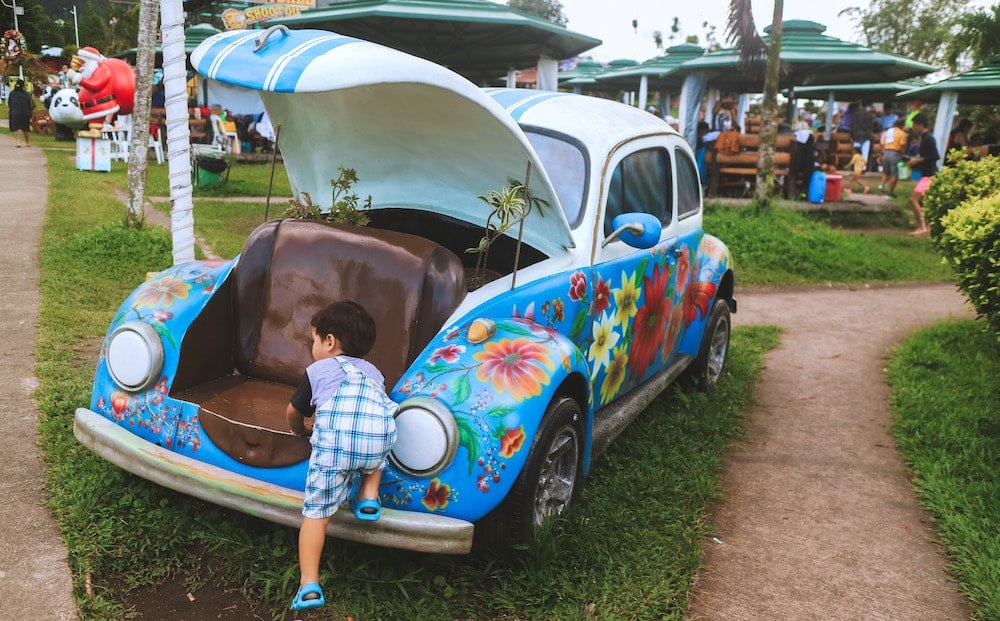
top-left (303, 418), bottom-right (314, 435)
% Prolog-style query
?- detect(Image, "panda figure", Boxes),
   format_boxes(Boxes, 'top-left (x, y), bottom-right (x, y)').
top-left (48, 87), bottom-right (86, 140)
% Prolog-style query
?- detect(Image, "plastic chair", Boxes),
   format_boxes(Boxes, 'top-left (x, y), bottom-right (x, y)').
top-left (148, 131), bottom-right (164, 164)
top-left (210, 113), bottom-right (240, 154)
top-left (102, 114), bottom-right (130, 162)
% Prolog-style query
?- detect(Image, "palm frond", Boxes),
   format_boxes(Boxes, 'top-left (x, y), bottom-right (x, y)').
top-left (726, 0), bottom-right (768, 80)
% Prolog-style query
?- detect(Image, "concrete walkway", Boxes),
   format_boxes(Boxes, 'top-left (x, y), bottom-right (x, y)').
top-left (0, 131), bottom-right (77, 619)
top-left (687, 284), bottom-right (974, 620)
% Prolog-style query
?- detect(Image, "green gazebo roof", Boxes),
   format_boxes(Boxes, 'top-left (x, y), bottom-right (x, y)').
top-left (792, 78), bottom-right (929, 101)
top-left (114, 23), bottom-right (221, 63)
top-left (596, 43), bottom-right (705, 90)
top-left (675, 20), bottom-right (935, 92)
top-left (898, 55), bottom-right (1000, 104)
top-left (269, 0), bottom-right (601, 82)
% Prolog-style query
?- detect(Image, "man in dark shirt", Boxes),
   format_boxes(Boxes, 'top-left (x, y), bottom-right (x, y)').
top-left (850, 102), bottom-right (874, 170)
top-left (906, 113), bottom-right (938, 236)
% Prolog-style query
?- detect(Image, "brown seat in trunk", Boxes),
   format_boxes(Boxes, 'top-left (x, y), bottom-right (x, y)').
top-left (176, 219), bottom-right (467, 467)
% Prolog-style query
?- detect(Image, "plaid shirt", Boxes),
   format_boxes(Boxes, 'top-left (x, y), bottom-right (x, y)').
top-left (303, 357), bottom-right (398, 518)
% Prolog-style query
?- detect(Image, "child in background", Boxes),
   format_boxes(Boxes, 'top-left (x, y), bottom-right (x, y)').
top-left (845, 145), bottom-right (870, 194)
top-left (286, 300), bottom-right (398, 611)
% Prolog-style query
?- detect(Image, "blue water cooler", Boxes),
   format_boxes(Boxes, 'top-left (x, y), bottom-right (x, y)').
top-left (808, 170), bottom-right (827, 204)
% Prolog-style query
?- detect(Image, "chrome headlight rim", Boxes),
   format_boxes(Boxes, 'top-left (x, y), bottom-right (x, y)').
top-left (106, 321), bottom-right (164, 393)
top-left (389, 396), bottom-right (459, 478)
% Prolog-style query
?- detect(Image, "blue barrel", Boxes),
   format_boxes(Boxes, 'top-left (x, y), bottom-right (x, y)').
top-left (808, 170), bottom-right (827, 204)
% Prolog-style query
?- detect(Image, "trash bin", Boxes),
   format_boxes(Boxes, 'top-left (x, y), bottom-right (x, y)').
top-left (824, 174), bottom-right (843, 202)
top-left (808, 170), bottom-right (826, 204)
top-left (195, 154), bottom-right (229, 186)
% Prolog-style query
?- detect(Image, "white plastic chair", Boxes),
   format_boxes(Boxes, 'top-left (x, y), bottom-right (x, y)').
top-left (148, 131), bottom-right (164, 164)
top-left (108, 114), bottom-right (132, 162)
top-left (210, 113), bottom-right (240, 154)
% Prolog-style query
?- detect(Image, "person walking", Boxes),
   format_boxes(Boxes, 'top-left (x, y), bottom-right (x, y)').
top-left (879, 117), bottom-right (908, 198)
top-left (7, 79), bottom-right (34, 148)
top-left (906, 113), bottom-right (939, 236)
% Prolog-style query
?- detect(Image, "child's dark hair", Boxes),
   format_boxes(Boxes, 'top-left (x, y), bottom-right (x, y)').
top-left (311, 300), bottom-right (376, 357)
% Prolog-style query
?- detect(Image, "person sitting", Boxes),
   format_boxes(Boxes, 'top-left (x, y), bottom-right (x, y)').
top-left (946, 119), bottom-right (973, 159)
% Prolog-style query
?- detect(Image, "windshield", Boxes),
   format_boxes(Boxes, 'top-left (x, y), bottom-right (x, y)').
top-left (524, 129), bottom-right (588, 229)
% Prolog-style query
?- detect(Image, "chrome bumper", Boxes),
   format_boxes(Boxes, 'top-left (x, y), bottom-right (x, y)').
top-left (74, 408), bottom-right (474, 554)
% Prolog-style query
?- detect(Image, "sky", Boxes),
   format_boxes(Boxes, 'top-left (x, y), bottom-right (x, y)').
top-left (553, 0), bottom-right (990, 64)
top-left (556, 0), bottom-right (866, 62)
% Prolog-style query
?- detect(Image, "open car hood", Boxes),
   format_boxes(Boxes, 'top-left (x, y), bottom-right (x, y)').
top-left (191, 28), bottom-right (574, 256)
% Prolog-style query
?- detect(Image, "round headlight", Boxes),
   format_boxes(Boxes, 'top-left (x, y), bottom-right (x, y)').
top-left (106, 321), bottom-right (164, 392)
top-left (390, 396), bottom-right (458, 477)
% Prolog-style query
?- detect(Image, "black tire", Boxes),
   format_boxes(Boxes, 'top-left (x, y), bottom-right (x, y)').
top-left (473, 396), bottom-right (583, 552)
top-left (685, 298), bottom-right (732, 393)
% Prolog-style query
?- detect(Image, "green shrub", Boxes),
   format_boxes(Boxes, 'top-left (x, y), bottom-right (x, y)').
top-left (938, 195), bottom-right (1000, 338)
top-left (923, 155), bottom-right (1000, 244)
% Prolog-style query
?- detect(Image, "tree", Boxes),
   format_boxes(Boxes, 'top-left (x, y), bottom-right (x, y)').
top-left (842, 0), bottom-right (969, 68)
top-left (726, 0), bottom-right (784, 201)
top-left (124, 0), bottom-right (158, 229)
top-left (945, 4), bottom-right (1000, 71)
top-left (78, 2), bottom-right (108, 48)
top-left (507, 0), bottom-right (567, 25)
top-left (159, 0), bottom-right (196, 263)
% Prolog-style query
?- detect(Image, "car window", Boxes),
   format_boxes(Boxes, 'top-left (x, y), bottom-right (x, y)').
top-left (524, 130), bottom-right (587, 228)
top-left (675, 148), bottom-right (701, 219)
top-left (604, 148), bottom-right (672, 237)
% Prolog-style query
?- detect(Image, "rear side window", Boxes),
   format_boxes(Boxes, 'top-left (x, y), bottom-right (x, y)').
top-left (604, 148), bottom-right (672, 236)
top-left (675, 148), bottom-right (701, 219)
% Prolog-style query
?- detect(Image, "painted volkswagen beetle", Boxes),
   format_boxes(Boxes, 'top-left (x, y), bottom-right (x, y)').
top-left (74, 28), bottom-right (735, 554)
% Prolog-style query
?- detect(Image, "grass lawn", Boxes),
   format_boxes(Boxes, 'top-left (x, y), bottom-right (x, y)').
top-left (887, 321), bottom-right (1000, 620)
top-left (29, 130), bottom-right (992, 619)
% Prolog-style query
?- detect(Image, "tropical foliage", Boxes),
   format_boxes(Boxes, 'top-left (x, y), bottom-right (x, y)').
top-left (843, 0), bottom-right (972, 68)
top-left (507, 0), bottom-right (567, 25)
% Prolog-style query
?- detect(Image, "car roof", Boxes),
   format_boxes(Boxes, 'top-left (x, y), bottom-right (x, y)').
top-left (485, 88), bottom-right (681, 159)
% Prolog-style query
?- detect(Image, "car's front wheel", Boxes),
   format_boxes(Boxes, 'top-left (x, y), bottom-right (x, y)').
top-left (685, 298), bottom-right (732, 392)
top-left (474, 396), bottom-right (583, 551)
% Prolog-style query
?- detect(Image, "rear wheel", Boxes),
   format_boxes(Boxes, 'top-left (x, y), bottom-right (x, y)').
top-left (685, 299), bottom-right (731, 393)
top-left (474, 396), bottom-right (583, 551)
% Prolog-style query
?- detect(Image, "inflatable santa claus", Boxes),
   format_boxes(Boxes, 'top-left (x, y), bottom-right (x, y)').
top-left (65, 46), bottom-right (136, 124)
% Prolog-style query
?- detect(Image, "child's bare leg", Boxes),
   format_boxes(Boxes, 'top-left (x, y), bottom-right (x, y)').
top-left (358, 470), bottom-right (383, 503)
top-left (298, 516), bottom-right (331, 587)
top-left (908, 192), bottom-right (927, 231)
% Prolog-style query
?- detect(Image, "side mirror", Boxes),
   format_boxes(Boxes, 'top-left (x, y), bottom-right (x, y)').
top-left (602, 213), bottom-right (662, 249)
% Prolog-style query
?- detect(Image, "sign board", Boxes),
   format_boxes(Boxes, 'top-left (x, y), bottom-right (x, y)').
top-left (222, 0), bottom-right (316, 30)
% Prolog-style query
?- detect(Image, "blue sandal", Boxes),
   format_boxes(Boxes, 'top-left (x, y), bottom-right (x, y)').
top-left (354, 498), bottom-right (381, 521)
top-left (290, 581), bottom-right (325, 610)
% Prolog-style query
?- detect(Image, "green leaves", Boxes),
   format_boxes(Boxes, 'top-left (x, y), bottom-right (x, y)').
top-left (282, 165), bottom-right (372, 226)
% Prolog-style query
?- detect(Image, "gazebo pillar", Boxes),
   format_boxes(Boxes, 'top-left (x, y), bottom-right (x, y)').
top-left (679, 72), bottom-right (707, 146)
top-left (637, 75), bottom-right (648, 110)
top-left (825, 92), bottom-right (835, 140)
top-left (932, 91), bottom-right (958, 171)
top-left (506, 68), bottom-right (517, 88)
top-left (737, 94), bottom-right (749, 133)
top-left (536, 56), bottom-right (558, 91)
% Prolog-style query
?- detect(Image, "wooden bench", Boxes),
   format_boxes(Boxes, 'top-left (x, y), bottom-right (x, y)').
top-left (708, 132), bottom-right (795, 197)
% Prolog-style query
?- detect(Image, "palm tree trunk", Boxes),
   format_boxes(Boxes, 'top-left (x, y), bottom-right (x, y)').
top-left (161, 0), bottom-right (196, 263)
top-left (125, 0), bottom-right (158, 228)
top-left (755, 0), bottom-right (784, 201)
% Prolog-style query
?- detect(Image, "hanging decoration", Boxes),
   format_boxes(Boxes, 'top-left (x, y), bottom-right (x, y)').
top-left (2, 30), bottom-right (27, 67)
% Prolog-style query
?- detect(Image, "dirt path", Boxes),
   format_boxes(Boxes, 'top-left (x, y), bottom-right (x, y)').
top-left (686, 283), bottom-right (974, 620)
top-left (0, 132), bottom-right (77, 620)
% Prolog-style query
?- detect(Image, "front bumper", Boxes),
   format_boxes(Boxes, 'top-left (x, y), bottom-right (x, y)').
top-left (74, 408), bottom-right (474, 554)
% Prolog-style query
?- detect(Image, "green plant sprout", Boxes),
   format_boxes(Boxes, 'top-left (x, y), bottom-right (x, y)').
top-left (283, 165), bottom-right (372, 226)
